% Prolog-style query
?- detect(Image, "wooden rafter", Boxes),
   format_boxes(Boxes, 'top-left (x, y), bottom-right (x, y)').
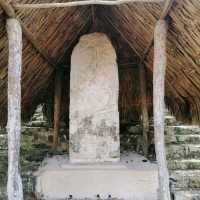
top-left (0, 0), bottom-right (91, 70)
top-left (0, 0), bottom-right (15, 18)
top-left (21, 23), bottom-right (58, 68)
top-left (97, 0), bottom-right (174, 65)
top-left (103, 15), bottom-right (142, 59)
top-left (0, 0), bottom-right (58, 68)
top-left (91, 5), bottom-right (95, 26)
top-left (12, 0), bottom-right (164, 9)
top-left (56, 13), bottom-right (91, 65)
top-left (139, 0), bottom-right (174, 64)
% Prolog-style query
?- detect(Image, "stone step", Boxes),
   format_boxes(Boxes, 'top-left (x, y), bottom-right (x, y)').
top-left (174, 190), bottom-right (200, 200)
top-left (170, 170), bottom-right (200, 189)
top-left (173, 126), bottom-right (200, 135)
top-left (0, 129), bottom-right (6, 135)
top-left (21, 126), bottom-right (51, 135)
top-left (164, 115), bottom-right (177, 126)
top-left (168, 159), bottom-right (200, 170)
top-left (166, 144), bottom-right (200, 160)
top-left (31, 115), bottom-right (45, 121)
top-left (27, 120), bottom-right (48, 127)
top-left (0, 151), bottom-right (7, 157)
top-left (173, 134), bottom-right (200, 144)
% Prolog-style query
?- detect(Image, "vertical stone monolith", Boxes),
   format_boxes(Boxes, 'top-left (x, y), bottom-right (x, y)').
top-left (70, 33), bottom-right (120, 163)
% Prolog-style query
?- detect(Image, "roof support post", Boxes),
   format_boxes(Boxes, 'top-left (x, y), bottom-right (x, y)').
top-left (153, 20), bottom-right (170, 200)
top-left (53, 70), bottom-right (62, 150)
top-left (139, 63), bottom-right (149, 157)
top-left (6, 18), bottom-right (23, 200)
top-left (153, 19), bottom-right (170, 200)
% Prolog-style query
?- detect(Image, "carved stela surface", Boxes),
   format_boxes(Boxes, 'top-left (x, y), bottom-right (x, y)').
top-left (70, 32), bottom-right (120, 163)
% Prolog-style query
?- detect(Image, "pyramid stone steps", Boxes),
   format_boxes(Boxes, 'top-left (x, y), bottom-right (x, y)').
top-left (173, 134), bottom-right (200, 144)
top-left (164, 116), bottom-right (200, 199)
top-left (22, 126), bottom-right (50, 133)
top-left (166, 144), bottom-right (200, 160)
top-left (170, 170), bottom-right (200, 189)
top-left (173, 126), bottom-right (200, 135)
top-left (174, 190), bottom-right (200, 200)
top-left (27, 120), bottom-right (48, 127)
top-left (168, 159), bottom-right (200, 170)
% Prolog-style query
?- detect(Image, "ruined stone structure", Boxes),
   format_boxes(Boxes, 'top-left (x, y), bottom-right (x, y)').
top-left (70, 33), bottom-right (120, 163)
top-left (1, 1), bottom-right (200, 199)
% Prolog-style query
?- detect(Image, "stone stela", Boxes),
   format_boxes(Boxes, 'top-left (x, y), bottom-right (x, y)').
top-left (70, 32), bottom-right (120, 163)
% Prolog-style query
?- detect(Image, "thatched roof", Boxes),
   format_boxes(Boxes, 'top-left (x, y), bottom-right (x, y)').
top-left (0, 0), bottom-right (200, 125)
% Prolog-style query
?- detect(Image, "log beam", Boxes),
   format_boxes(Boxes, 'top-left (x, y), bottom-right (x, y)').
top-left (139, 0), bottom-right (174, 65)
top-left (104, 15), bottom-right (141, 59)
top-left (0, 0), bottom-right (58, 69)
top-left (153, 19), bottom-right (170, 200)
top-left (0, 0), bottom-right (15, 18)
top-left (20, 22), bottom-right (58, 68)
top-left (6, 18), bottom-right (23, 200)
top-left (53, 70), bottom-right (62, 150)
top-left (139, 63), bottom-right (149, 157)
top-left (12, 0), bottom-right (164, 9)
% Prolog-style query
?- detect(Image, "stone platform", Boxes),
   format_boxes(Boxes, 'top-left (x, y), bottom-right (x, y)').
top-left (35, 153), bottom-right (158, 200)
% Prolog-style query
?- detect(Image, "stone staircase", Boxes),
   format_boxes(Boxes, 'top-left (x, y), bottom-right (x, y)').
top-left (0, 105), bottom-right (53, 199)
top-left (165, 118), bottom-right (200, 200)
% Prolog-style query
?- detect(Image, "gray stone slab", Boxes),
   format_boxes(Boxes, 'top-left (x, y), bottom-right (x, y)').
top-left (70, 33), bottom-right (120, 163)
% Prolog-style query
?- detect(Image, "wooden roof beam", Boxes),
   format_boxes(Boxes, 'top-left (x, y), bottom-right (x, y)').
top-left (0, 0), bottom-right (15, 18)
top-left (103, 15), bottom-right (142, 59)
top-left (0, 0), bottom-right (58, 69)
top-left (139, 0), bottom-right (174, 65)
top-left (21, 23), bottom-right (58, 68)
top-left (12, 0), bottom-right (164, 9)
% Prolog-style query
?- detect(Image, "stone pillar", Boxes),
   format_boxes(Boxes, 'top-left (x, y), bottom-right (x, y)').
top-left (70, 33), bottom-right (120, 163)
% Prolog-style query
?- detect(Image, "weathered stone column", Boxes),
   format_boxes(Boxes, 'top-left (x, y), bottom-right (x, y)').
top-left (153, 20), bottom-right (171, 200)
top-left (70, 33), bottom-right (120, 163)
top-left (6, 18), bottom-right (23, 200)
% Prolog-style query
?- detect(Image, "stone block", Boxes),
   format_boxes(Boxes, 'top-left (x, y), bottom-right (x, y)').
top-left (35, 154), bottom-right (158, 200)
